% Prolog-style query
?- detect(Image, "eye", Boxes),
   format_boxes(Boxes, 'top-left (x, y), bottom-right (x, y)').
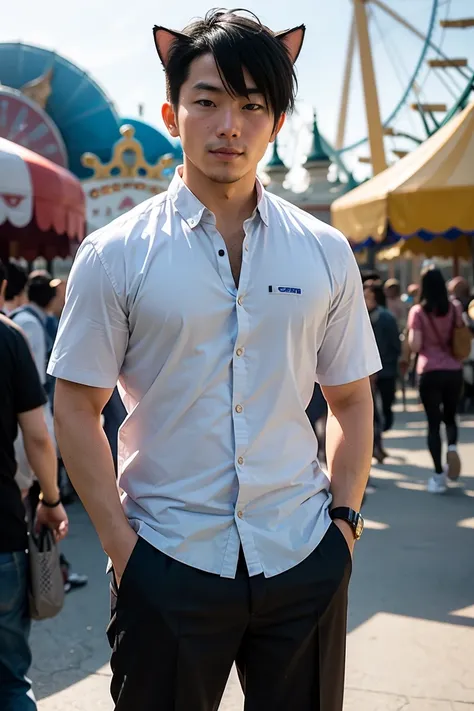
top-left (196, 99), bottom-right (215, 107)
top-left (243, 103), bottom-right (263, 111)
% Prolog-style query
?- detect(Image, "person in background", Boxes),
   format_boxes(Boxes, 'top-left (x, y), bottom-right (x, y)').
top-left (11, 273), bottom-right (87, 592)
top-left (384, 278), bottom-right (406, 331)
top-left (365, 283), bottom-right (401, 434)
top-left (408, 267), bottom-right (464, 494)
top-left (4, 261), bottom-right (28, 315)
top-left (0, 258), bottom-right (69, 711)
top-left (448, 276), bottom-right (471, 313)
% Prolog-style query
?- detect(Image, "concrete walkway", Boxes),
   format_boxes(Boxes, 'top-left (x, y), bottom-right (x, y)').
top-left (34, 393), bottom-right (474, 710)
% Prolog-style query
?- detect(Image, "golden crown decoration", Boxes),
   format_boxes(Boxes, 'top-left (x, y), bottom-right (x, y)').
top-left (81, 124), bottom-right (174, 180)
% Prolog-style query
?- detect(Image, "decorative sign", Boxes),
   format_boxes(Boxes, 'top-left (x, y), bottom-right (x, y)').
top-left (0, 87), bottom-right (68, 167)
top-left (85, 178), bottom-right (166, 231)
top-left (81, 124), bottom-right (173, 232)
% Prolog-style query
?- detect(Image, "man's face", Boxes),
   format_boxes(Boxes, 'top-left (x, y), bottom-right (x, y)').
top-left (163, 53), bottom-right (284, 184)
top-left (50, 280), bottom-right (66, 317)
top-left (364, 289), bottom-right (376, 312)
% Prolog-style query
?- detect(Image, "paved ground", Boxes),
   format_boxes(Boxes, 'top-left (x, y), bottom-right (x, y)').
top-left (33, 391), bottom-right (474, 710)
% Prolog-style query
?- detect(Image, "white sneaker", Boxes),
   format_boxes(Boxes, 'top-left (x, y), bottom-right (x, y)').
top-left (427, 473), bottom-right (447, 494)
top-left (446, 448), bottom-right (461, 481)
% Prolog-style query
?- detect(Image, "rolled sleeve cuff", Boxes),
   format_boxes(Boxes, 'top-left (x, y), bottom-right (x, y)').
top-left (317, 354), bottom-right (382, 387)
top-left (47, 359), bottom-right (118, 389)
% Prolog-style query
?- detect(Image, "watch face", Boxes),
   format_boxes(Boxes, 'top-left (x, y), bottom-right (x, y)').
top-left (355, 514), bottom-right (364, 540)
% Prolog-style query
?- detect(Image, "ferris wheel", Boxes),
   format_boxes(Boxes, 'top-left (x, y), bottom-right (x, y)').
top-left (318, 0), bottom-right (474, 181)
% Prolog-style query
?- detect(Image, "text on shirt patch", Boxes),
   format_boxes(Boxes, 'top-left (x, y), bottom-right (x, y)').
top-left (268, 286), bottom-right (302, 295)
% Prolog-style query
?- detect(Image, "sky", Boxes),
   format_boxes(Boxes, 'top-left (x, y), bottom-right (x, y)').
top-left (1, 0), bottom-right (473, 179)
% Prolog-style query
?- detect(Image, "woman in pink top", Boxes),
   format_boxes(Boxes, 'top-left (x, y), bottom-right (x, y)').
top-left (408, 267), bottom-right (463, 494)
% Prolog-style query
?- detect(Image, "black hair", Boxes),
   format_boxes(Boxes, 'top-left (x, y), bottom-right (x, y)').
top-left (361, 270), bottom-right (382, 285)
top-left (364, 282), bottom-right (386, 308)
top-left (27, 272), bottom-right (56, 309)
top-left (419, 266), bottom-right (450, 316)
top-left (0, 259), bottom-right (6, 287)
top-left (5, 261), bottom-right (28, 301)
top-left (165, 9), bottom-right (297, 128)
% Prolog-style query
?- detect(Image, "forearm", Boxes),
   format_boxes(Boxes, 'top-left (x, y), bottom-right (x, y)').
top-left (23, 434), bottom-right (59, 502)
top-left (325, 385), bottom-right (373, 510)
top-left (55, 410), bottom-right (131, 554)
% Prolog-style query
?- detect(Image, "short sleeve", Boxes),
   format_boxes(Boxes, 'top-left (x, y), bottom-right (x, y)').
top-left (13, 330), bottom-right (47, 414)
top-left (316, 244), bottom-right (381, 386)
top-left (408, 305), bottom-right (423, 331)
top-left (47, 240), bottom-right (129, 388)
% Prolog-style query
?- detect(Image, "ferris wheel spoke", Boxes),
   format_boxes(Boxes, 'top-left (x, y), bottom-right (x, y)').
top-left (369, 0), bottom-right (473, 77)
top-left (335, 12), bottom-right (356, 151)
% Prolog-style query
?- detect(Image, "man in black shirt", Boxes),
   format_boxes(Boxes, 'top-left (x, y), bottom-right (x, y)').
top-left (0, 259), bottom-right (69, 711)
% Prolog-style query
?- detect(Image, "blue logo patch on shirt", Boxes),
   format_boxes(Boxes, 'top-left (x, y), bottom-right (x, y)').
top-left (268, 285), bottom-right (302, 295)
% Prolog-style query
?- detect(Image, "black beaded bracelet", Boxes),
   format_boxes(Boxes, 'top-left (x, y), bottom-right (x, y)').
top-left (39, 493), bottom-right (61, 508)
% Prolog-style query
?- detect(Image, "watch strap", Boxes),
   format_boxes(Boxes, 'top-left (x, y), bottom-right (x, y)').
top-left (39, 492), bottom-right (61, 508)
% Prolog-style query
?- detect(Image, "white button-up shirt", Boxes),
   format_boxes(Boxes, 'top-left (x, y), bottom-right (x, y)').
top-left (48, 169), bottom-right (381, 579)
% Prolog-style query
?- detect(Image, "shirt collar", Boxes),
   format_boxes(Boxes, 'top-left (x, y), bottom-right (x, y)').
top-left (168, 166), bottom-right (269, 228)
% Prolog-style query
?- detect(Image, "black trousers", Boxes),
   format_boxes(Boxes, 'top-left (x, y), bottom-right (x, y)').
top-left (376, 376), bottom-right (397, 432)
top-left (107, 524), bottom-right (352, 711)
top-left (419, 369), bottom-right (463, 473)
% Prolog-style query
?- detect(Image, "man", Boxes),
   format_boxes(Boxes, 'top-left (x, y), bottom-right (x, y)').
top-left (50, 10), bottom-right (380, 711)
top-left (384, 278), bottom-right (406, 331)
top-left (11, 271), bottom-right (56, 389)
top-left (0, 259), bottom-right (69, 710)
top-left (448, 276), bottom-right (471, 313)
top-left (4, 260), bottom-right (28, 315)
top-left (11, 272), bottom-right (57, 492)
top-left (364, 282), bottom-right (401, 442)
top-left (11, 273), bottom-right (87, 591)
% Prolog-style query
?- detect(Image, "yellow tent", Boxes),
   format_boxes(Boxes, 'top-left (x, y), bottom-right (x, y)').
top-left (377, 235), bottom-right (472, 262)
top-left (331, 102), bottom-right (474, 245)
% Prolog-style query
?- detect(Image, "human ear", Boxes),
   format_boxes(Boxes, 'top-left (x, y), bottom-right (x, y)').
top-left (162, 102), bottom-right (179, 138)
top-left (270, 114), bottom-right (286, 142)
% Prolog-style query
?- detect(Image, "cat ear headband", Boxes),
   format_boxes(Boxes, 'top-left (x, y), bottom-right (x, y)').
top-left (152, 23), bottom-right (306, 68)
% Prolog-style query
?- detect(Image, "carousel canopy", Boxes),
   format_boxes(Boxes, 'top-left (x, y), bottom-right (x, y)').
top-left (0, 137), bottom-right (85, 260)
top-left (331, 102), bottom-right (474, 245)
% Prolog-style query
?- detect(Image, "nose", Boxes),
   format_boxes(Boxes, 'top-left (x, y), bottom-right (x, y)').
top-left (216, 107), bottom-right (241, 140)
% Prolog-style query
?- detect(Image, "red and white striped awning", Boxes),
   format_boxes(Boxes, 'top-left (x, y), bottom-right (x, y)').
top-left (0, 137), bottom-right (85, 259)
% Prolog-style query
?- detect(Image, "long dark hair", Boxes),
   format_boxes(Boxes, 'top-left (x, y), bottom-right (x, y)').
top-left (419, 266), bottom-right (450, 316)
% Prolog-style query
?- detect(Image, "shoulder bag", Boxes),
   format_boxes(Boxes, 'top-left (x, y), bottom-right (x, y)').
top-left (427, 305), bottom-right (472, 362)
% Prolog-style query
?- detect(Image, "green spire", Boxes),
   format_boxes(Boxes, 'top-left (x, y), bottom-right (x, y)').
top-left (305, 111), bottom-right (330, 164)
top-left (267, 135), bottom-right (285, 168)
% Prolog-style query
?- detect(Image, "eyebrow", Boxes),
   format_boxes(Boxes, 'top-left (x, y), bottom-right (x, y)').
top-left (192, 81), bottom-right (263, 96)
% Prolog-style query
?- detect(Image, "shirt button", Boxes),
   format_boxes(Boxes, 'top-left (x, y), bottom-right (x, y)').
top-left (245, 244), bottom-right (249, 252)
top-left (189, 218), bottom-right (195, 226)
top-left (238, 456), bottom-right (244, 465)
top-left (218, 249), bottom-right (225, 257)
top-left (237, 296), bottom-right (243, 306)
top-left (237, 510), bottom-right (244, 519)
top-left (235, 404), bottom-right (243, 414)
top-left (236, 347), bottom-right (244, 357)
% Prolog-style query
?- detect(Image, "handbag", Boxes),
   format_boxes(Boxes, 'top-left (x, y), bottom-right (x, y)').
top-left (427, 304), bottom-right (472, 362)
top-left (28, 525), bottom-right (65, 620)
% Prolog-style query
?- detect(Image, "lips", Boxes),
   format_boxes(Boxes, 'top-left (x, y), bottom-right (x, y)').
top-left (210, 148), bottom-right (243, 156)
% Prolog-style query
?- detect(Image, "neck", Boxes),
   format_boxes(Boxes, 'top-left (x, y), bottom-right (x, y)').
top-left (181, 160), bottom-right (258, 226)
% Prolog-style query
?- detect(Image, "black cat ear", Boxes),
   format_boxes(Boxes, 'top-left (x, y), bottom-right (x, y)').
top-left (153, 26), bottom-right (189, 67)
top-left (275, 25), bottom-right (306, 64)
